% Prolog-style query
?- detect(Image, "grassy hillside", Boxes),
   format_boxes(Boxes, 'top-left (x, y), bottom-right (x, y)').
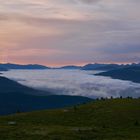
top-left (0, 99), bottom-right (140, 140)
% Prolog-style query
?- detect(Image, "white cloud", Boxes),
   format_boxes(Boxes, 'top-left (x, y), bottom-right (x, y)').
top-left (2, 70), bottom-right (140, 98)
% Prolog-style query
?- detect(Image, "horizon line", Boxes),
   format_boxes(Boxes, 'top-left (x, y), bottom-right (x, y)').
top-left (0, 62), bottom-right (139, 68)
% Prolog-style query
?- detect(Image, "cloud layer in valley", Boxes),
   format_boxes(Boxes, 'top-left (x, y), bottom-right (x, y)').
top-left (2, 69), bottom-right (140, 98)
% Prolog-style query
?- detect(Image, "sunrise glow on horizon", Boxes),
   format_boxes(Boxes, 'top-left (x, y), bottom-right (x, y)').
top-left (0, 0), bottom-right (140, 66)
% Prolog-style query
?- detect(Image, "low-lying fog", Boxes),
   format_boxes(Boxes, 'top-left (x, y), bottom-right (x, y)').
top-left (2, 69), bottom-right (140, 99)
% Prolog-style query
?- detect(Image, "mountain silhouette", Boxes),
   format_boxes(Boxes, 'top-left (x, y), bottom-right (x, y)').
top-left (82, 63), bottom-right (125, 71)
top-left (96, 66), bottom-right (140, 83)
top-left (0, 63), bottom-right (50, 70)
top-left (0, 76), bottom-right (92, 115)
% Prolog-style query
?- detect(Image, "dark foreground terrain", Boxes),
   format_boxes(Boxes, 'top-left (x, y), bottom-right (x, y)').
top-left (0, 99), bottom-right (140, 140)
top-left (0, 76), bottom-right (92, 115)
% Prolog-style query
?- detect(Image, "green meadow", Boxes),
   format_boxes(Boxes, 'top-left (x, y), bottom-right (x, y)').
top-left (0, 99), bottom-right (140, 140)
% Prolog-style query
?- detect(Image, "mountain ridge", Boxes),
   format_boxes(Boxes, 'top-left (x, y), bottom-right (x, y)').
top-left (0, 63), bottom-right (49, 70)
top-left (1, 62), bottom-right (140, 71)
top-left (0, 76), bottom-right (92, 115)
top-left (96, 66), bottom-right (140, 83)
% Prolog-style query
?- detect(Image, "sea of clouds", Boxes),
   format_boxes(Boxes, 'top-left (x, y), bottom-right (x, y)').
top-left (2, 69), bottom-right (140, 99)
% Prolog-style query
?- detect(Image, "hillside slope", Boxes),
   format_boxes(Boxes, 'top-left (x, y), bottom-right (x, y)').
top-left (0, 93), bottom-right (91, 115)
top-left (0, 76), bottom-right (92, 115)
top-left (0, 99), bottom-right (140, 140)
top-left (96, 66), bottom-right (140, 83)
top-left (0, 76), bottom-right (50, 95)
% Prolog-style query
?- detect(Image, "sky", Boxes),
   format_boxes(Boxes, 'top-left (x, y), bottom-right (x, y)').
top-left (0, 0), bottom-right (140, 66)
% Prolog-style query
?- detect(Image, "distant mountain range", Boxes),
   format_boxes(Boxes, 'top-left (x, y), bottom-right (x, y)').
top-left (60, 63), bottom-right (140, 71)
top-left (0, 67), bottom-right (8, 71)
top-left (1, 62), bottom-right (140, 71)
top-left (96, 66), bottom-right (140, 83)
top-left (57, 65), bottom-right (82, 69)
top-left (82, 63), bottom-right (124, 71)
top-left (0, 76), bottom-right (92, 115)
top-left (0, 63), bottom-right (49, 70)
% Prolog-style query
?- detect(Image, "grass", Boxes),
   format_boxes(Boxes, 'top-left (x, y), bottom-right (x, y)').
top-left (0, 98), bottom-right (140, 140)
